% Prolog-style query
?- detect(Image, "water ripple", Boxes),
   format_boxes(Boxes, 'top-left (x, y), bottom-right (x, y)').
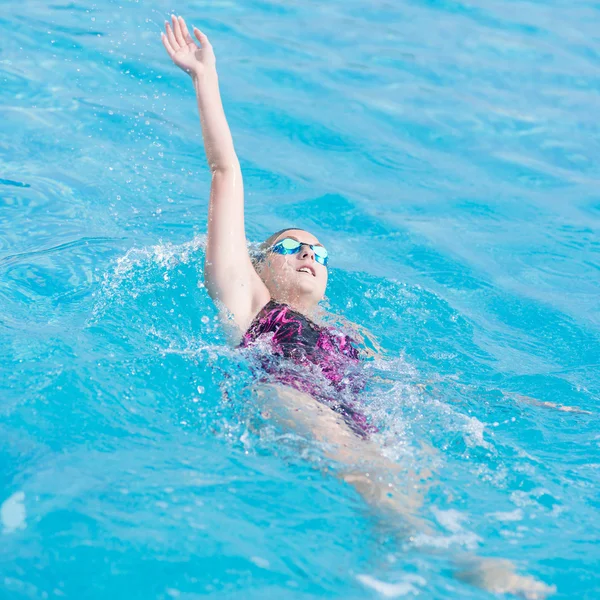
top-left (1, 0), bottom-right (599, 597)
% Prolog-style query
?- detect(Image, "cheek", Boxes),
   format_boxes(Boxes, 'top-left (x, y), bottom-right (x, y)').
top-left (319, 267), bottom-right (328, 289)
top-left (266, 255), bottom-right (292, 281)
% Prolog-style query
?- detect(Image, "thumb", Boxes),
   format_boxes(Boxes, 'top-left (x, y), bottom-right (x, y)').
top-left (193, 27), bottom-right (211, 47)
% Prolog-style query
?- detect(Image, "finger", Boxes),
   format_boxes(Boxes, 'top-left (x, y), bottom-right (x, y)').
top-left (193, 27), bottom-right (211, 48)
top-left (161, 32), bottom-right (175, 59)
top-left (178, 16), bottom-right (194, 44)
top-left (165, 21), bottom-right (178, 51)
top-left (171, 14), bottom-right (185, 47)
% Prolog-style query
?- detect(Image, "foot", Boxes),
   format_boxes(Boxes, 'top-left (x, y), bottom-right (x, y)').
top-left (455, 557), bottom-right (556, 599)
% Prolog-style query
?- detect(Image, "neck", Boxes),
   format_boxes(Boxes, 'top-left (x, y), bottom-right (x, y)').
top-left (274, 292), bottom-right (318, 316)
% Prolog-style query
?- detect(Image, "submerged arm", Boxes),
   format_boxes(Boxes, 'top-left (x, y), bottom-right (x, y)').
top-left (161, 15), bottom-right (269, 332)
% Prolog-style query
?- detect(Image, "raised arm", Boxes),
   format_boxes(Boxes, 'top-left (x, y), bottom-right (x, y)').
top-left (161, 15), bottom-right (269, 332)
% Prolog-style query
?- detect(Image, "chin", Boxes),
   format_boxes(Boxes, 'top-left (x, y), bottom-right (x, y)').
top-left (294, 283), bottom-right (315, 298)
top-left (294, 273), bottom-right (319, 291)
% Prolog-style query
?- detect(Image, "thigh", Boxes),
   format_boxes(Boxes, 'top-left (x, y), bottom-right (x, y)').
top-left (253, 383), bottom-right (357, 446)
top-left (253, 383), bottom-right (393, 467)
top-left (253, 384), bottom-right (430, 525)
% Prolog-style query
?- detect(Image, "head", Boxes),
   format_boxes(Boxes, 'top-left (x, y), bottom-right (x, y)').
top-left (254, 228), bottom-right (328, 310)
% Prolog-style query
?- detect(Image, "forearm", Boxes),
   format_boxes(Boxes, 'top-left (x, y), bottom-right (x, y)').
top-left (192, 68), bottom-right (238, 172)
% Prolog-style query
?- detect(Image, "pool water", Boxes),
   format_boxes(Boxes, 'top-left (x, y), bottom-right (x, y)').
top-left (1, 0), bottom-right (599, 598)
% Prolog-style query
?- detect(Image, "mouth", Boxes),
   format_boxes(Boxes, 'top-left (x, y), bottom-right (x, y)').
top-left (296, 265), bottom-right (315, 277)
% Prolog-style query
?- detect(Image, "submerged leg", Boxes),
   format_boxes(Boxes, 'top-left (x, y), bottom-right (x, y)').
top-left (455, 557), bottom-right (556, 599)
top-left (253, 383), bottom-right (430, 528)
top-left (253, 383), bottom-right (555, 599)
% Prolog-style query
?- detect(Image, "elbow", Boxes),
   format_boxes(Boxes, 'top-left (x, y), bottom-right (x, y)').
top-left (210, 159), bottom-right (240, 175)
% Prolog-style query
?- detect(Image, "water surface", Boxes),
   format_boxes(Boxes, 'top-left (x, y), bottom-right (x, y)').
top-left (1, 0), bottom-right (599, 598)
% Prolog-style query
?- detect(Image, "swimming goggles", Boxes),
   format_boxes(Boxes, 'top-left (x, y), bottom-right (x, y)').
top-left (270, 237), bottom-right (329, 266)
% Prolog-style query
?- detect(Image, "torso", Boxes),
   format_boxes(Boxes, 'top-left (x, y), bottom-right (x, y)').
top-left (242, 300), bottom-right (359, 372)
top-left (240, 300), bottom-right (375, 438)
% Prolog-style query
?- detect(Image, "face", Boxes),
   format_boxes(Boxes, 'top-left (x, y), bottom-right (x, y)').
top-left (258, 229), bottom-right (328, 307)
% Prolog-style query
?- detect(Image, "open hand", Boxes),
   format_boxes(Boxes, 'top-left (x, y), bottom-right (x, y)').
top-left (161, 15), bottom-right (215, 78)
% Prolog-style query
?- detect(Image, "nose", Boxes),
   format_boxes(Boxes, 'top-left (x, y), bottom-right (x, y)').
top-left (299, 244), bottom-right (314, 261)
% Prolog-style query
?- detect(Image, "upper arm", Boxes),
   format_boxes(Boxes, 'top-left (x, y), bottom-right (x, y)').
top-left (203, 165), bottom-right (270, 332)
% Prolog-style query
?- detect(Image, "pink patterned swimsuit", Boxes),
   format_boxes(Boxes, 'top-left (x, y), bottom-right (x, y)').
top-left (241, 300), bottom-right (376, 438)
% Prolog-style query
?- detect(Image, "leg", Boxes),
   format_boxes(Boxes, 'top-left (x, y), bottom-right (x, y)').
top-left (253, 383), bottom-right (429, 527)
top-left (455, 557), bottom-right (556, 599)
top-left (253, 384), bottom-right (555, 598)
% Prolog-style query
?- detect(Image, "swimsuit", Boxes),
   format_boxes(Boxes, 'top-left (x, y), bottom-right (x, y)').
top-left (240, 300), bottom-right (376, 438)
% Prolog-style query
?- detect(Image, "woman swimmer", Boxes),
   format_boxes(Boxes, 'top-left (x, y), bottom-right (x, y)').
top-left (159, 15), bottom-right (404, 512)
top-left (160, 16), bottom-right (555, 598)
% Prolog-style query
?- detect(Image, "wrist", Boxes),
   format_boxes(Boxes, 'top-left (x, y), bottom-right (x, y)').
top-left (191, 66), bottom-right (218, 85)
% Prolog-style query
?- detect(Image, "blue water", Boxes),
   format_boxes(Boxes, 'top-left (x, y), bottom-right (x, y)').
top-left (1, 0), bottom-right (599, 598)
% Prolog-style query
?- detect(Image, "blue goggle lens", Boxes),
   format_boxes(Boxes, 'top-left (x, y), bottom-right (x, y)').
top-left (271, 238), bottom-right (329, 266)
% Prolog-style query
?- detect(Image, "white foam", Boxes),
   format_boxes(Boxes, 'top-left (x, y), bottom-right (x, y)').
top-left (356, 574), bottom-right (426, 597)
top-left (488, 509), bottom-right (523, 522)
top-left (1, 491), bottom-right (26, 533)
top-left (414, 507), bottom-right (482, 549)
top-left (412, 530), bottom-right (481, 550)
top-left (113, 235), bottom-right (205, 281)
top-left (462, 416), bottom-right (493, 450)
top-left (250, 556), bottom-right (270, 569)
top-left (432, 507), bottom-right (466, 533)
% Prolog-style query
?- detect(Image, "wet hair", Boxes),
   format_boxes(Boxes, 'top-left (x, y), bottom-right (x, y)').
top-left (251, 227), bottom-right (304, 269)
top-left (260, 227), bottom-right (303, 251)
